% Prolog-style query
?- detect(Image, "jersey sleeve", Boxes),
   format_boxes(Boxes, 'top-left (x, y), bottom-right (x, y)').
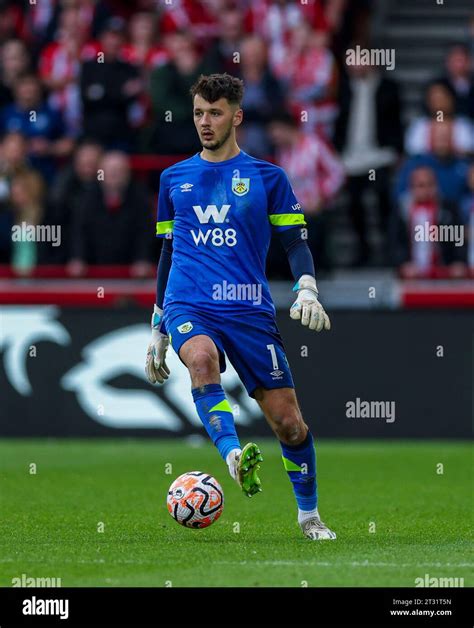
top-left (266, 166), bottom-right (306, 232)
top-left (156, 169), bottom-right (175, 238)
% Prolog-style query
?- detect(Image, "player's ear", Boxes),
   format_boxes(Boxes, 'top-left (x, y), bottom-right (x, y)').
top-left (233, 108), bottom-right (243, 127)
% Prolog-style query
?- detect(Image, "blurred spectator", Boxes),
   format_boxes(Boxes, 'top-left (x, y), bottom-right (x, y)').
top-left (391, 165), bottom-right (466, 278)
top-left (121, 11), bottom-right (170, 130)
top-left (0, 132), bottom-right (25, 262)
top-left (247, 0), bottom-right (301, 42)
top-left (47, 140), bottom-right (103, 263)
top-left (0, 131), bottom-right (30, 184)
top-left (249, 0), bottom-right (329, 63)
top-left (68, 151), bottom-right (153, 275)
top-left (0, 39), bottom-right (31, 109)
top-left (237, 35), bottom-right (284, 157)
top-left (460, 162), bottom-right (474, 271)
top-left (0, 73), bottom-right (74, 181)
top-left (324, 0), bottom-right (349, 34)
top-left (74, 0), bottom-right (112, 41)
top-left (0, 130), bottom-right (29, 176)
top-left (159, 0), bottom-right (219, 45)
top-left (271, 22), bottom-right (338, 137)
top-left (122, 11), bottom-right (169, 72)
top-left (438, 44), bottom-right (474, 120)
top-left (0, 132), bottom-right (45, 266)
top-left (80, 17), bottom-right (142, 149)
top-left (0, 0), bottom-right (23, 45)
top-left (203, 3), bottom-right (244, 74)
top-left (39, 8), bottom-right (99, 137)
top-left (20, 0), bottom-right (59, 56)
top-left (9, 169), bottom-right (45, 272)
top-left (470, 15), bottom-right (474, 61)
top-left (268, 110), bottom-right (345, 270)
top-left (405, 80), bottom-right (474, 156)
top-left (395, 121), bottom-right (470, 207)
top-left (334, 59), bottom-right (403, 265)
top-left (22, 0), bottom-right (110, 53)
top-left (145, 31), bottom-right (206, 154)
top-left (332, 0), bottom-right (372, 61)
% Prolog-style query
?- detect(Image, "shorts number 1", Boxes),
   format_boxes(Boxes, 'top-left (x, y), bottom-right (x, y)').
top-left (266, 344), bottom-right (279, 371)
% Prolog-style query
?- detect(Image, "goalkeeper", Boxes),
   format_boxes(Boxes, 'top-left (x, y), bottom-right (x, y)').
top-left (146, 73), bottom-right (335, 541)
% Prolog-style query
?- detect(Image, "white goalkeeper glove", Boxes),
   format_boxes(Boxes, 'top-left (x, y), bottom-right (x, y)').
top-left (145, 304), bottom-right (170, 384)
top-left (290, 274), bottom-right (331, 332)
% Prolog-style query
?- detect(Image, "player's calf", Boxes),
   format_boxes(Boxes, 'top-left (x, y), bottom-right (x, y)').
top-left (256, 387), bottom-right (336, 539)
top-left (181, 335), bottom-right (242, 469)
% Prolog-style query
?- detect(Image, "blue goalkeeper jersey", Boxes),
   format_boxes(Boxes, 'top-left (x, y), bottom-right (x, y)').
top-left (156, 150), bottom-right (306, 319)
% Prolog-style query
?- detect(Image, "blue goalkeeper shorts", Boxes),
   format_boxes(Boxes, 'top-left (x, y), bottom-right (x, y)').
top-left (165, 309), bottom-right (294, 397)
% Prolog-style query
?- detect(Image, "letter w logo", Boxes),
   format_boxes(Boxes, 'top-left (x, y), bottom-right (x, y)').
top-left (192, 204), bottom-right (230, 224)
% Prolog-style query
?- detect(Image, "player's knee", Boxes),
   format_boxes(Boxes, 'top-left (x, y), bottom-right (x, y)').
top-left (188, 350), bottom-right (219, 381)
top-left (273, 410), bottom-right (306, 445)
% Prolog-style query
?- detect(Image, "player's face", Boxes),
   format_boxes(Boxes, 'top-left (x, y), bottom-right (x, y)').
top-left (193, 95), bottom-right (242, 151)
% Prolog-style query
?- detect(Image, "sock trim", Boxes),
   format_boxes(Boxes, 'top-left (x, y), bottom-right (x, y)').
top-left (280, 429), bottom-right (312, 452)
top-left (298, 507), bottom-right (319, 522)
top-left (191, 383), bottom-right (223, 401)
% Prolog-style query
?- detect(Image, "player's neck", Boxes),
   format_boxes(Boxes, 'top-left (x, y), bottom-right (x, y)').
top-left (200, 141), bottom-right (241, 163)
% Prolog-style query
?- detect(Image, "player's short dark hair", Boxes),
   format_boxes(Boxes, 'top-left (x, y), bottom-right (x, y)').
top-left (190, 73), bottom-right (244, 107)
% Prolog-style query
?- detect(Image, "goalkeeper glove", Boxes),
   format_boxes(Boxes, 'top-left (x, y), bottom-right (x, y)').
top-left (145, 304), bottom-right (170, 384)
top-left (290, 274), bottom-right (331, 332)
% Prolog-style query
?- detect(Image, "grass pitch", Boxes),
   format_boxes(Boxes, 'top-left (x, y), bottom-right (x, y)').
top-left (0, 439), bottom-right (472, 587)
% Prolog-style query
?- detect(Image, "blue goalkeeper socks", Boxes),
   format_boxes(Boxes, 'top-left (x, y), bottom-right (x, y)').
top-left (280, 430), bottom-right (317, 512)
top-left (191, 384), bottom-right (241, 462)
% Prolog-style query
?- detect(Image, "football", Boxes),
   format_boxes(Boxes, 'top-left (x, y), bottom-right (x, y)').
top-left (167, 471), bottom-right (224, 528)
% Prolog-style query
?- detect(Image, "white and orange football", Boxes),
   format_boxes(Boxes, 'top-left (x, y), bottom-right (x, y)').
top-left (167, 471), bottom-right (224, 529)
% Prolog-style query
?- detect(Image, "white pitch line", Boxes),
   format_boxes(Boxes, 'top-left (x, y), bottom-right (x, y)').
top-left (215, 560), bottom-right (474, 568)
top-left (0, 557), bottom-right (472, 569)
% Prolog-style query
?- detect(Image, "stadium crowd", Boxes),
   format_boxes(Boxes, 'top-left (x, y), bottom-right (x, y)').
top-left (0, 0), bottom-right (472, 277)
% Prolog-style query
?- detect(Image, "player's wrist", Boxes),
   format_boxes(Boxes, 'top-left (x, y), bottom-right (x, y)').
top-left (151, 304), bottom-right (167, 337)
top-left (293, 274), bottom-right (319, 299)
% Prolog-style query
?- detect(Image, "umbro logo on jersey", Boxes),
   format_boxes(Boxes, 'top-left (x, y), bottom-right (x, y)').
top-left (180, 183), bottom-right (194, 192)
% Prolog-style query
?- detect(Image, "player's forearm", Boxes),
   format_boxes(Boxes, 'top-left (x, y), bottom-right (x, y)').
top-left (156, 238), bottom-right (173, 308)
top-left (279, 228), bottom-right (315, 281)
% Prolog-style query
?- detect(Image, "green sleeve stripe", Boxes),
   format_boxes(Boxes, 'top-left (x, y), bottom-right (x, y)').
top-left (269, 214), bottom-right (306, 227)
top-left (156, 220), bottom-right (174, 235)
